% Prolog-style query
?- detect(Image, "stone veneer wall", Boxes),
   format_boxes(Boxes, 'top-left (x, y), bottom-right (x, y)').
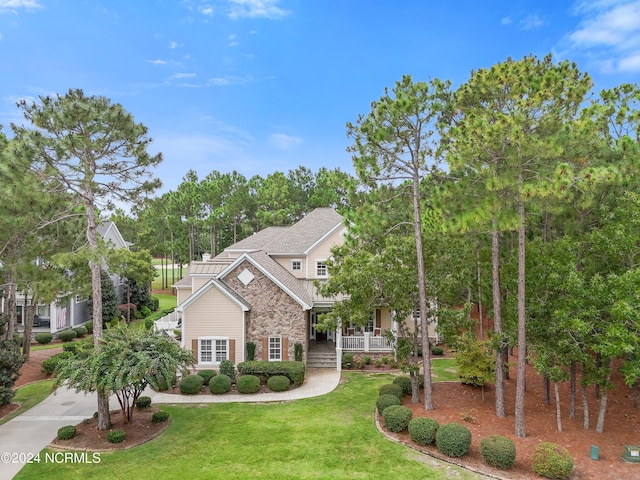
top-left (224, 261), bottom-right (307, 363)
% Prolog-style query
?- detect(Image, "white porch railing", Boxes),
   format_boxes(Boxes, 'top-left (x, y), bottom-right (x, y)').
top-left (341, 333), bottom-right (393, 352)
top-left (154, 310), bottom-right (181, 333)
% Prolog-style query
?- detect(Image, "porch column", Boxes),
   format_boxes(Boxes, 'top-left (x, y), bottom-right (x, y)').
top-left (364, 332), bottom-right (370, 352)
top-left (392, 311), bottom-right (399, 361)
top-left (336, 317), bottom-right (342, 372)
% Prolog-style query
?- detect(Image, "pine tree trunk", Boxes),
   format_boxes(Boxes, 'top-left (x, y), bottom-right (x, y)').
top-left (491, 221), bottom-right (506, 418)
top-left (596, 359), bottom-right (613, 433)
top-left (22, 292), bottom-right (34, 358)
top-left (543, 375), bottom-right (550, 405)
top-left (477, 250), bottom-right (483, 340)
top-left (555, 382), bottom-right (562, 432)
top-left (569, 362), bottom-right (576, 419)
top-left (514, 176), bottom-right (527, 439)
top-left (581, 377), bottom-right (590, 430)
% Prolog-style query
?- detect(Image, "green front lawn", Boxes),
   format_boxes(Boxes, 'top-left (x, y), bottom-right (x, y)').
top-left (0, 380), bottom-right (54, 426)
top-left (16, 373), bottom-right (480, 480)
top-left (431, 358), bottom-right (459, 382)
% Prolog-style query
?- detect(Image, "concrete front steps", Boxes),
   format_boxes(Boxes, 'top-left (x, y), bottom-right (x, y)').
top-left (307, 351), bottom-right (337, 369)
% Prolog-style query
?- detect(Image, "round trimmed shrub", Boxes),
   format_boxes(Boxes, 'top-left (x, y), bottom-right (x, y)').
top-left (41, 351), bottom-right (73, 375)
top-left (480, 435), bottom-right (516, 470)
top-left (531, 442), bottom-right (574, 480)
top-left (408, 417), bottom-right (439, 446)
top-left (152, 411), bottom-right (170, 423)
top-left (436, 422), bottom-right (472, 458)
top-left (197, 370), bottom-right (217, 384)
top-left (35, 333), bottom-right (53, 345)
top-left (267, 375), bottom-right (290, 392)
top-left (106, 429), bottom-right (126, 443)
top-left (135, 396), bottom-right (152, 409)
top-left (72, 325), bottom-right (88, 337)
top-left (210, 374), bottom-right (231, 394)
top-left (379, 383), bottom-right (404, 400)
top-left (57, 425), bottom-right (77, 440)
top-left (376, 394), bottom-right (401, 414)
top-left (431, 346), bottom-right (444, 356)
top-left (393, 376), bottom-right (412, 395)
top-left (382, 405), bottom-right (413, 433)
top-left (57, 329), bottom-right (77, 342)
top-left (237, 374), bottom-right (261, 394)
top-left (179, 374), bottom-right (204, 394)
top-left (219, 359), bottom-right (235, 379)
top-left (85, 321), bottom-right (94, 334)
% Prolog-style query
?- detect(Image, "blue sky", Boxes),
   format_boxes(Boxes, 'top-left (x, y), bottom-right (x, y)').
top-left (1, 0), bottom-right (639, 194)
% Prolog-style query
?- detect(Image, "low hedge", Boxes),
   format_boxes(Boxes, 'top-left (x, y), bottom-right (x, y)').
top-left (408, 417), bottom-right (439, 446)
top-left (267, 375), bottom-right (290, 392)
top-left (237, 361), bottom-right (305, 387)
top-left (41, 351), bottom-right (73, 375)
top-left (236, 374), bottom-right (261, 394)
top-left (436, 422), bottom-right (472, 458)
top-left (530, 442), bottom-right (574, 480)
top-left (152, 411), bottom-right (170, 423)
top-left (35, 333), bottom-right (53, 345)
top-left (57, 425), bottom-right (77, 440)
top-left (210, 374), bottom-right (232, 394)
top-left (480, 435), bottom-right (516, 470)
top-left (431, 346), bottom-right (444, 356)
top-left (72, 325), bottom-right (88, 337)
top-left (197, 370), bottom-right (217, 384)
top-left (393, 376), bottom-right (413, 395)
top-left (106, 429), bottom-right (126, 443)
top-left (179, 374), bottom-right (204, 394)
top-left (57, 329), bottom-right (77, 342)
top-left (378, 383), bottom-right (404, 400)
top-left (376, 394), bottom-right (401, 414)
top-left (382, 405), bottom-right (413, 432)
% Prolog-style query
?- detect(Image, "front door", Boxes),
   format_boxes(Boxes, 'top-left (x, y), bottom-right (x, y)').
top-left (310, 311), bottom-right (330, 342)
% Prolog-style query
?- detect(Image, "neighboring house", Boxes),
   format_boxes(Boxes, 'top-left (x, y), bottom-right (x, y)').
top-left (169, 208), bottom-right (438, 371)
top-left (9, 221), bottom-right (129, 334)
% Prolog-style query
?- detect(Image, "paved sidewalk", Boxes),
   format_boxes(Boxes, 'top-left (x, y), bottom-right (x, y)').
top-left (0, 369), bottom-right (340, 480)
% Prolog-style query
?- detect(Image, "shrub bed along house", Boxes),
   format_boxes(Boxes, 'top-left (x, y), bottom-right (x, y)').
top-left (436, 422), bottom-right (472, 458)
top-left (480, 435), bottom-right (516, 470)
top-left (179, 374), bottom-right (204, 394)
top-left (35, 333), bottom-right (53, 345)
top-left (378, 383), bottom-right (404, 400)
top-left (382, 405), bottom-right (413, 433)
top-left (197, 370), bottom-right (217, 384)
top-left (408, 417), bottom-right (439, 446)
top-left (72, 325), bottom-right (88, 337)
top-left (210, 374), bottom-right (232, 394)
top-left (376, 394), bottom-right (401, 414)
top-left (267, 375), bottom-right (290, 392)
top-left (219, 359), bottom-right (235, 379)
top-left (236, 374), bottom-right (261, 394)
top-left (392, 376), bottom-right (412, 395)
top-left (530, 442), bottom-right (574, 480)
top-left (57, 329), bottom-right (77, 342)
top-left (237, 361), bottom-right (305, 387)
top-left (57, 425), bottom-right (77, 440)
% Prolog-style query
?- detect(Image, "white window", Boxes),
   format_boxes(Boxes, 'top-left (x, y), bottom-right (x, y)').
top-left (199, 338), bottom-right (228, 364)
top-left (316, 260), bottom-right (328, 277)
top-left (36, 305), bottom-right (49, 317)
top-left (291, 259), bottom-right (302, 271)
top-left (269, 336), bottom-right (282, 361)
top-left (365, 312), bottom-right (375, 333)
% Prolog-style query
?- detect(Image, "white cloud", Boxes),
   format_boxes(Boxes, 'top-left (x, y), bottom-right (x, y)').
top-left (228, 0), bottom-right (290, 20)
top-left (147, 59), bottom-right (168, 65)
top-left (564, 0), bottom-right (640, 73)
top-left (519, 14), bottom-right (544, 30)
top-left (169, 72), bottom-right (197, 80)
top-left (267, 133), bottom-right (302, 150)
top-left (500, 16), bottom-right (512, 25)
top-left (0, 0), bottom-right (41, 13)
top-left (200, 5), bottom-right (214, 16)
top-left (169, 41), bottom-right (182, 49)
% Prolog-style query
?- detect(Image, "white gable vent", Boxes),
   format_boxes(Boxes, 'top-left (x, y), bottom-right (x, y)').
top-left (238, 268), bottom-right (255, 286)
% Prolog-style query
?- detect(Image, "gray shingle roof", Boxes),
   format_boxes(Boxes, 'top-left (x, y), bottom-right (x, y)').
top-left (225, 226), bottom-right (289, 251)
top-left (264, 208), bottom-right (344, 255)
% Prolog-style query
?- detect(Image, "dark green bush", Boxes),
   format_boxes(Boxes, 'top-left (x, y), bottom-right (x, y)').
top-left (379, 383), bottom-right (404, 400)
top-left (57, 329), bottom-right (77, 342)
top-left (85, 321), bottom-right (94, 334)
top-left (408, 417), bottom-right (439, 446)
top-left (106, 429), bottom-right (126, 443)
top-left (342, 352), bottom-right (354, 369)
top-left (179, 374), bottom-right (204, 394)
top-left (237, 360), bottom-right (305, 387)
top-left (152, 411), bottom-right (170, 423)
top-left (62, 341), bottom-right (78, 354)
top-left (480, 435), bottom-right (516, 470)
top-left (219, 359), bottom-right (235, 379)
top-left (294, 342), bottom-right (303, 362)
top-left (531, 442), bottom-right (574, 480)
top-left (247, 342), bottom-right (256, 361)
top-left (135, 396), bottom-right (152, 408)
top-left (35, 333), bottom-right (53, 345)
top-left (197, 370), bottom-right (217, 384)
top-left (382, 405), bottom-right (413, 433)
top-left (150, 296), bottom-right (160, 311)
top-left (72, 325), bottom-right (88, 337)
top-left (267, 375), bottom-right (290, 392)
top-left (393, 376), bottom-right (413, 395)
top-left (57, 425), bottom-right (77, 440)
top-left (144, 317), bottom-right (154, 330)
top-left (376, 394), bottom-right (401, 414)
top-left (41, 351), bottom-right (73, 375)
top-left (140, 306), bottom-right (152, 317)
top-left (209, 374), bottom-right (231, 394)
top-left (431, 346), bottom-right (444, 356)
top-left (436, 422), bottom-right (472, 458)
top-left (237, 374), bottom-right (261, 394)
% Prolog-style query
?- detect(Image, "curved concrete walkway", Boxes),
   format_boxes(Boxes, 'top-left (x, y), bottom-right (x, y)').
top-left (0, 369), bottom-right (340, 480)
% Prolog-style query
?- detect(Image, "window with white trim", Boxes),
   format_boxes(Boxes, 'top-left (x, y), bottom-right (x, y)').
top-left (365, 311), bottom-right (375, 333)
top-left (268, 336), bottom-right (282, 361)
top-left (291, 259), bottom-right (302, 271)
top-left (199, 338), bottom-right (228, 364)
top-left (316, 260), bottom-right (328, 277)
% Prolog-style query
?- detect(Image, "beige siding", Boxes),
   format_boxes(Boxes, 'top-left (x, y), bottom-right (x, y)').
top-left (183, 285), bottom-right (244, 366)
top-left (379, 308), bottom-right (392, 331)
top-left (309, 227), bottom-right (346, 279)
top-left (273, 256), bottom-right (307, 279)
top-left (192, 276), bottom-right (210, 292)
